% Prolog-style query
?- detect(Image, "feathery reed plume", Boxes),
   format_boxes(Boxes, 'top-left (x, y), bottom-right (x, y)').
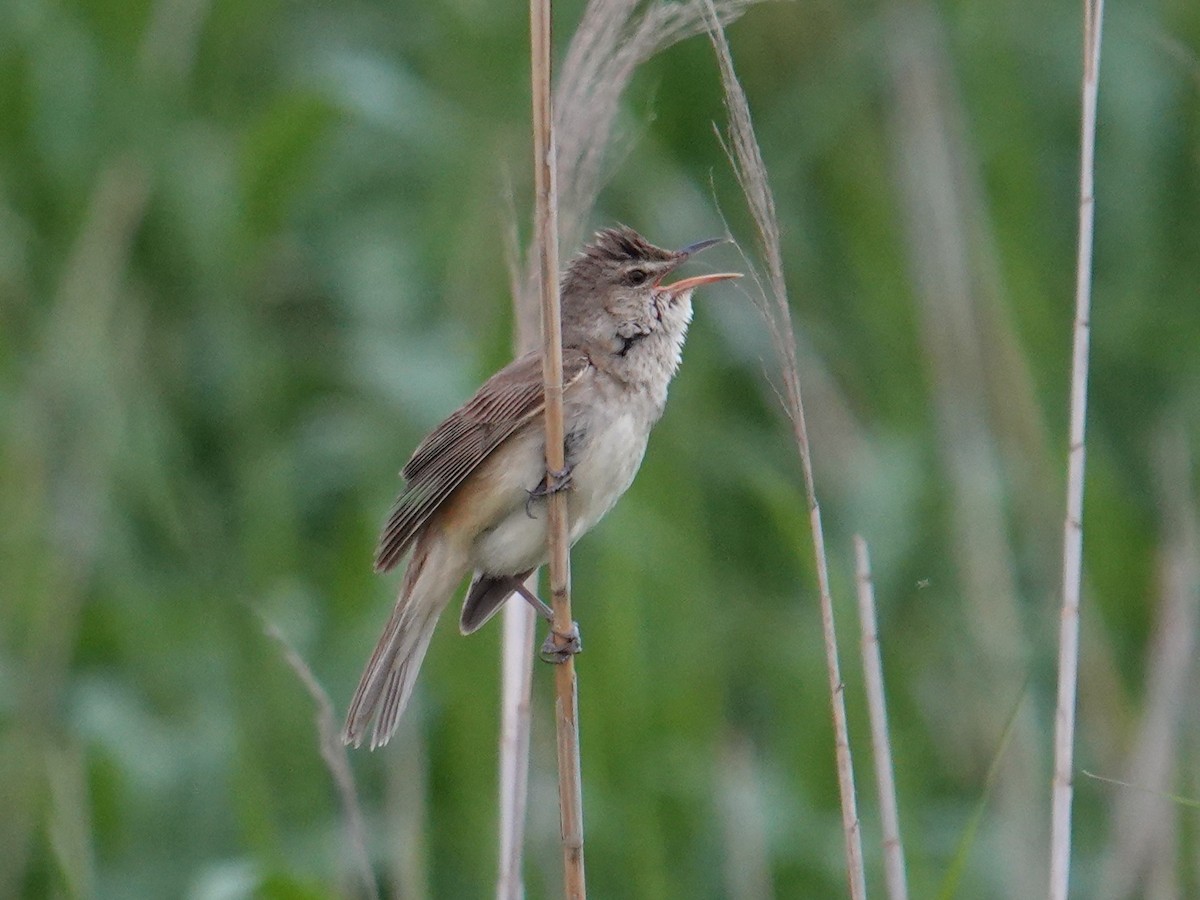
top-left (263, 621), bottom-right (379, 900)
top-left (536, 0), bottom-right (757, 266)
top-left (854, 536), bottom-right (908, 900)
top-left (1049, 1), bottom-right (1105, 896)
top-left (706, 10), bottom-right (866, 898)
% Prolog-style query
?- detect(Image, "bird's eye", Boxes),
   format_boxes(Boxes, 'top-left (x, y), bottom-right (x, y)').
top-left (625, 268), bottom-right (649, 286)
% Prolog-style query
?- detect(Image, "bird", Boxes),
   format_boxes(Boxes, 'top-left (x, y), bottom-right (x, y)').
top-left (343, 226), bottom-right (740, 748)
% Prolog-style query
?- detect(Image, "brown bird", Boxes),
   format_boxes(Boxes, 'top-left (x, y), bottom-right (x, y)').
top-left (344, 226), bottom-right (740, 748)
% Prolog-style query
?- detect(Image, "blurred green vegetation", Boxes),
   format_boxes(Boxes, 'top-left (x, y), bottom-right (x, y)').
top-left (2, 0), bottom-right (1199, 897)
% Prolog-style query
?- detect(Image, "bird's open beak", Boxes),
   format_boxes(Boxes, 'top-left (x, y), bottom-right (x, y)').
top-left (676, 237), bottom-right (727, 258)
top-left (657, 271), bottom-right (742, 296)
top-left (656, 236), bottom-right (740, 295)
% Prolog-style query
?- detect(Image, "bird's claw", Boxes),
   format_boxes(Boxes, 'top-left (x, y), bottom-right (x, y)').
top-left (534, 464), bottom-right (574, 496)
top-left (540, 623), bottom-right (582, 663)
top-left (525, 464), bottom-right (574, 518)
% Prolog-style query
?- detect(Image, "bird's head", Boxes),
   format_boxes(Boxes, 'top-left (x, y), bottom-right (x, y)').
top-left (560, 226), bottom-right (740, 381)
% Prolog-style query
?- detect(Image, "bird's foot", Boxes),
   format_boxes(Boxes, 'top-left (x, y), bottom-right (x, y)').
top-left (525, 464), bottom-right (574, 517)
top-left (540, 623), bottom-right (582, 664)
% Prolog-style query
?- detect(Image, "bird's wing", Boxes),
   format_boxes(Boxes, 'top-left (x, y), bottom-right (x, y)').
top-left (374, 348), bottom-right (591, 572)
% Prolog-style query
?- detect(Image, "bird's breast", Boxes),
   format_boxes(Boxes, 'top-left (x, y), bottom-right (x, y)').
top-left (564, 396), bottom-right (655, 541)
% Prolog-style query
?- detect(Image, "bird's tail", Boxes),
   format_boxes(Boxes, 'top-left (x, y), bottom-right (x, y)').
top-left (343, 533), bottom-right (466, 749)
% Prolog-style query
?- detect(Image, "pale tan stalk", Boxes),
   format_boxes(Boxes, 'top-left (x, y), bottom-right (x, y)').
top-left (706, 11), bottom-right (865, 898)
top-left (496, 594), bottom-right (536, 900)
top-left (1049, 1), bottom-right (1104, 896)
top-left (531, 0), bottom-right (586, 895)
top-left (854, 536), bottom-right (908, 900)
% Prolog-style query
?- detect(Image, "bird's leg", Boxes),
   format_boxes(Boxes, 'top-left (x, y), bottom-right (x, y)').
top-left (540, 622), bottom-right (582, 664)
top-left (524, 462), bottom-right (574, 518)
top-left (507, 576), bottom-right (554, 622)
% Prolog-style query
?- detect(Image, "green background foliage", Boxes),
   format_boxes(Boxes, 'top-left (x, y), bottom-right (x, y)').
top-left (2, 0), bottom-right (1198, 896)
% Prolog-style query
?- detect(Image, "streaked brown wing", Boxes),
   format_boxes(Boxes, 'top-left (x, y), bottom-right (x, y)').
top-left (374, 348), bottom-right (590, 572)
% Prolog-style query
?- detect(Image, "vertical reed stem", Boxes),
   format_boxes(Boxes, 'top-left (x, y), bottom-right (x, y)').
top-left (530, 0), bottom-right (586, 894)
top-left (854, 536), bottom-right (908, 900)
top-left (496, 596), bottom-right (535, 899)
top-left (1049, 2), bottom-right (1104, 897)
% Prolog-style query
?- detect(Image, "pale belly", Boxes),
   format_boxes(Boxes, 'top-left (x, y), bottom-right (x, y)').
top-left (467, 405), bottom-right (652, 576)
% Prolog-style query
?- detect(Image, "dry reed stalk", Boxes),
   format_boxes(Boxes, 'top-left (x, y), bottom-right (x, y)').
top-left (853, 537), bottom-right (908, 900)
top-left (705, 11), bottom-right (866, 898)
top-left (1049, 1), bottom-right (1105, 896)
top-left (530, 0), bottom-right (586, 894)
top-left (262, 621), bottom-right (380, 900)
top-left (496, 585), bottom-right (537, 900)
